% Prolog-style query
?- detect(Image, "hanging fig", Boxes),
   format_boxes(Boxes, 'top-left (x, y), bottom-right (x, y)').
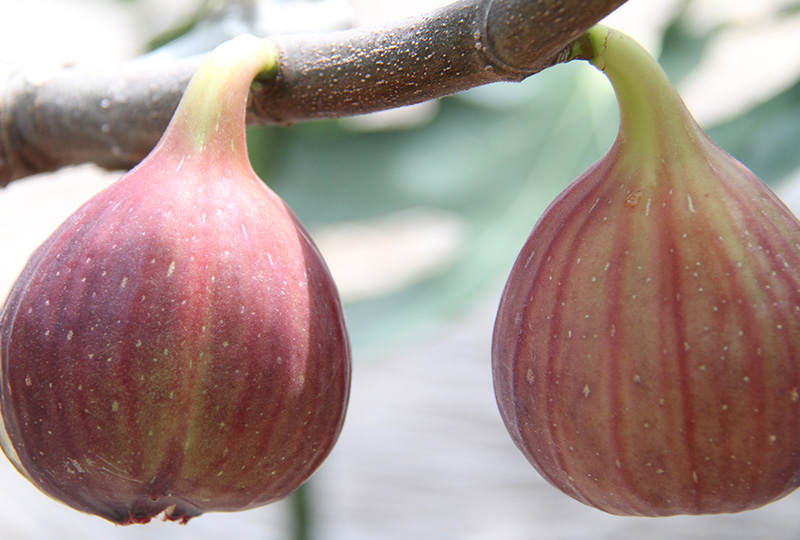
top-left (0, 36), bottom-right (350, 524)
top-left (492, 25), bottom-right (800, 516)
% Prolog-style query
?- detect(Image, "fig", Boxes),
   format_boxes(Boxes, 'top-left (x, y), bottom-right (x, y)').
top-left (0, 36), bottom-right (350, 524)
top-left (492, 25), bottom-right (800, 516)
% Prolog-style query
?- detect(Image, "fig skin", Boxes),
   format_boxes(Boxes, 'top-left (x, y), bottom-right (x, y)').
top-left (492, 26), bottom-right (800, 516)
top-left (0, 36), bottom-right (350, 524)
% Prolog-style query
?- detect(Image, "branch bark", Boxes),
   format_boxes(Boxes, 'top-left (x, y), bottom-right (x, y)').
top-left (0, 0), bottom-right (626, 185)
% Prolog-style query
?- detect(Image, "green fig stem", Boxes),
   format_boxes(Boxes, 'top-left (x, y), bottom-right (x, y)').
top-left (151, 35), bottom-right (278, 167)
top-left (567, 25), bottom-right (701, 162)
top-left (290, 483), bottom-right (311, 540)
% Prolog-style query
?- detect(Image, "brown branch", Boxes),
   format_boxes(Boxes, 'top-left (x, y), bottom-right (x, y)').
top-left (0, 0), bottom-right (626, 185)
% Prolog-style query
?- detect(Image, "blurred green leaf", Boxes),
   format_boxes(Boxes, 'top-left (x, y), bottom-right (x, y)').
top-left (247, 62), bottom-right (618, 354)
top-left (707, 79), bottom-right (800, 187)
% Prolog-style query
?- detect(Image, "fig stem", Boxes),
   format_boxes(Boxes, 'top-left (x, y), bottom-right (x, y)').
top-left (565, 25), bottom-right (701, 162)
top-left (290, 483), bottom-right (311, 540)
top-left (151, 35), bottom-right (279, 166)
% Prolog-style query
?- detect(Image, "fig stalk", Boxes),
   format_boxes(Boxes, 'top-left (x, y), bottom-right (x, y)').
top-left (492, 25), bottom-right (800, 516)
top-left (156, 35), bottom-right (277, 163)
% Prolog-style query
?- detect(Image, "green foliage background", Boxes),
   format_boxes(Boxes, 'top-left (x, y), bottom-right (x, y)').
top-left (247, 62), bottom-right (615, 353)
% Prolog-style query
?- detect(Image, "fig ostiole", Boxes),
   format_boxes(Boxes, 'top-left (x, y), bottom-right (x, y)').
top-left (0, 35), bottom-right (351, 525)
top-left (492, 25), bottom-right (800, 516)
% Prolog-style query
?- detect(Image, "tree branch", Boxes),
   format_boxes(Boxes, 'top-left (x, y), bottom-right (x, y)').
top-left (0, 0), bottom-right (626, 185)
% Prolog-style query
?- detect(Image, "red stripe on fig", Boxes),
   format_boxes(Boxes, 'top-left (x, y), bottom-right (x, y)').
top-left (0, 36), bottom-right (350, 524)
top-left (492, 26), bottom-right (800, 516)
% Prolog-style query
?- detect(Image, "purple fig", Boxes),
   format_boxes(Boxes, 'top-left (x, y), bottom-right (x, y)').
top-left (0, 35), bottom-right (350, 524)
top-left (492, 25), bottom-right (800, 516)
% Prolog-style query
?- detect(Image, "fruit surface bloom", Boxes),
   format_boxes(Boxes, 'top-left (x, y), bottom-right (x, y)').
top-left (0, 36), bottom-right (350, 524)
top-left (492, 25), bottom-right (800, 516)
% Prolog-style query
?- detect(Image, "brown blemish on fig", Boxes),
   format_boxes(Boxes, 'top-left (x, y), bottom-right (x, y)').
top-left (624, 190), bottom-right (642, 208)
